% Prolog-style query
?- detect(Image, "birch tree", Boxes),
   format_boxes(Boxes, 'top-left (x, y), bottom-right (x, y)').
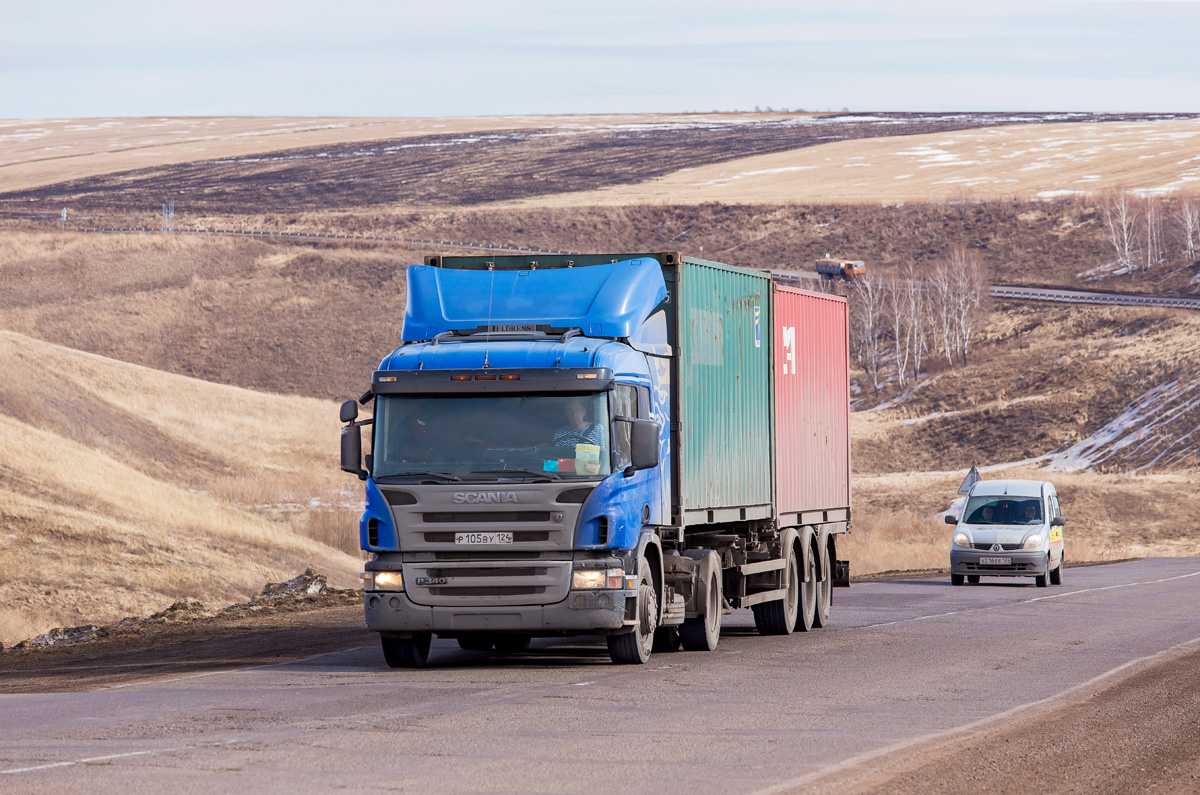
top-left (1142, 195), bottom-right (1166, 272)
top-left (1101, 190), bottom-right (1139, 273)
top-left (1176, 192), bottom-right (1200, 262)
top-left (850, 270), bottom-right (888, 395)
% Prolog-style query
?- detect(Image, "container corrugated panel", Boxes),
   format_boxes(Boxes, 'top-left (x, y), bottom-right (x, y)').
top-left (674, 258), bottom-right (773, 517)
top-left (772, 285), bottom-right (851, 516)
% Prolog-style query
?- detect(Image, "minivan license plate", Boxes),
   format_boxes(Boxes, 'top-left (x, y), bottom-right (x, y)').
top-left (455, 532), bottom-right (514, 545)
top-left (979, 556), bottom-right (1011, 566)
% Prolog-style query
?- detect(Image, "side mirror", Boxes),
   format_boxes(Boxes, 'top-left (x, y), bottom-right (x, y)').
top-left (1051, 515), bottom-right (1065, 527)
top-left (627, 419), bottom-right (660, 474)
top-left (944, 514), bottom-right (959, 525)
top-left (340, 399), bottom-right (359, 424)
top-left (341, 425), bottom-right (367, 480)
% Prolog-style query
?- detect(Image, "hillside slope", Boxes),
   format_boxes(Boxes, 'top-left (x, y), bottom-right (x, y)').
top-left (0, 331), bottom-right (361, 646)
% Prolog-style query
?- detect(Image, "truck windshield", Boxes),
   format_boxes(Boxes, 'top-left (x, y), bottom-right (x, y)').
top-left (962, 496), bottom-right (1043, 525)
top-left (372, 393), bottom-right (611, 481)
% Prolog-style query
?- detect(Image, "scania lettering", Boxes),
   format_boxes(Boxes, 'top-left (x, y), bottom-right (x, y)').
top-left (340, 252), bottom-right (853, 667)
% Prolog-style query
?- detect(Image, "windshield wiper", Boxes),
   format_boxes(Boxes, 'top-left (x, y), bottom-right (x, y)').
top-left (381, 471), bottom-right (463, 482)
top-left (469, 469), bottom-right (562, 482)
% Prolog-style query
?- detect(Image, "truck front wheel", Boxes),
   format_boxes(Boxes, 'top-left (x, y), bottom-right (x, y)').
top-left (607, 564), bottom-right (657, 664)
top-left (381, 632), bottom-right (431, 668)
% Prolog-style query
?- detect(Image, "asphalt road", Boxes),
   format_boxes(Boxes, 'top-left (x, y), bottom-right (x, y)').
top-left (3, 558), bottom-right (1199, 793)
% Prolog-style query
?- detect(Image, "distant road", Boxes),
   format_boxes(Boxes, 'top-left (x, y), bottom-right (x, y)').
top-left (3, 558), bottom-right (1199, 793)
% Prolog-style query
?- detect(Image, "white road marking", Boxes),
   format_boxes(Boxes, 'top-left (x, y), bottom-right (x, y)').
top-left (752, 632), bottom-right (1200, 794)
top-left (2, 748), bottom-right (184, 775)
top-left (860, 569), bottom-right (1200, 629)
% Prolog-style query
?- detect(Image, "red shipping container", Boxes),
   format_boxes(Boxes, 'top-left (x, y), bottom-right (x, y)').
top-left (772, 285), bottom-right (852, 524)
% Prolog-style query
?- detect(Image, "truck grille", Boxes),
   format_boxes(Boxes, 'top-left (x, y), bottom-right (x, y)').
top-left (403, 560), bottom-right (571, 606)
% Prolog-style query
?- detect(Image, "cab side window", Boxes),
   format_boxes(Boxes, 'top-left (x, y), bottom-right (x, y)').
top-left (612, 385), bottom-right (638, 470)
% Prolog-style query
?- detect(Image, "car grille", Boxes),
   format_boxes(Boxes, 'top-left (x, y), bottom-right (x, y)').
top-left (403, 560), bottom-right (571, 606)
top-left (972, 542), bottom-right (1023, 551)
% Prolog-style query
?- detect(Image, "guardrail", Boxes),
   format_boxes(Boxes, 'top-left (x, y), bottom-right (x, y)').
top-left (991, 285), bottom-right (1200, 311)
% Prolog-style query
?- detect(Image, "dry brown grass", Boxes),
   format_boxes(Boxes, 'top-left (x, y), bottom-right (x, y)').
top-left (498, 120), bottom-right (1200, 206)
top-left (0, 331), bottom-right (362, 645)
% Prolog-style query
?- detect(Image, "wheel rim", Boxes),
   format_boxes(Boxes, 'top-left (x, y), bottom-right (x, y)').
top-left (785, 554), bottom-right (799, 626)
top-left (638, 576), bottom-right (657, 656)
top-left (705, 573), bottom-right (720, 636)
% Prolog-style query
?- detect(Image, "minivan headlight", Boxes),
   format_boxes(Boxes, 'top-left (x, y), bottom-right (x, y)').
top-left (954, 532), bottom-right (971, 548)
top-left (1022, 533), bottom-right (1043, 549)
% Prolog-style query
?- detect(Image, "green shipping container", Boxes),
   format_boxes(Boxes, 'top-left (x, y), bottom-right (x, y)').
top-left (665, 257), bottom-right (773, 526)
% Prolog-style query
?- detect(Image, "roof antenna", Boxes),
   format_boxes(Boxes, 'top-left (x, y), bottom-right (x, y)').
top-left (483, 262), bottom-right (495, 369)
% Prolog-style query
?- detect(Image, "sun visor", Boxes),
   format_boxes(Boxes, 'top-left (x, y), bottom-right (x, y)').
top-left (402, 257), bottom-right (668, 341)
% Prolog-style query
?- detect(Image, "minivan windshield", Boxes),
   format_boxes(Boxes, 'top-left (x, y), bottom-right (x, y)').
top-left (372, 393), bottom-right (610, 480)
top-left (962, 496), bottom-right (1044, 525)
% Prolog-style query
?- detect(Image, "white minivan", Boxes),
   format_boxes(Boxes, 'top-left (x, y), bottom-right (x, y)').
top-left (946, 479), bottom-right (1065, 587)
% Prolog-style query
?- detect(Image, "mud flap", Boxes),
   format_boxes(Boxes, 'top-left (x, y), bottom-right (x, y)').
top-left (833, 559), bottom-right (851, 588)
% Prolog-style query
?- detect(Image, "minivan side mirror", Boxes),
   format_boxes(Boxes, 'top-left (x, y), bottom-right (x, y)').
top-left (627, 419), bottom-right (660, 474)
top-left (1051, 515), bottom-right (1066, 527)
top-left (944, 514), bottom-right (959, 525)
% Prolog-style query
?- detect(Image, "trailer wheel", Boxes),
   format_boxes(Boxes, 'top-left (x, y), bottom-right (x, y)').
top-left (812, 543), bottom-right (832, 628)
top-left (753, 544), bottom-right (798, 635)
top-left (794, 540), bottom-right (817, 633)
top-left (680, 563), bottom-right (722, 651)
top-left (607, 563), bottom-right (657, 664)
top-left (381, 632), bottom-right (431, 668)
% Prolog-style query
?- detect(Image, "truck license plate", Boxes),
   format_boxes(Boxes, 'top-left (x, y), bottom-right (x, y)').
top-left (979, 556), bottom-right (1011, 566)
top-left (455, 532), bottom-right (514, 545)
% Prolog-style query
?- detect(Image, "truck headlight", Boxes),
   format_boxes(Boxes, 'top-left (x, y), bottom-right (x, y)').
top-left (572, 568), bottom-right (624, 589)
top-left (364, 571), bottom-right (404, 591)
top-left (1022, 533), bottom-right (1043, 549)
top-left (954, 532), bottom-right (971, 548)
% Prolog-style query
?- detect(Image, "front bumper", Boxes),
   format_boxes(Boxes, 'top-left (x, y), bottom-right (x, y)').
top-left (364, 588), bottom-right (632, 636)
top-left (951, 548), bottom-right (1047, 577)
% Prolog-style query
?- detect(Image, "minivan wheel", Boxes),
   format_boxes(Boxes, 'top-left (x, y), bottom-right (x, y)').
top-left (1035, 558), bottom-right (1050, 588)
top-left (951, 573), bottom-right (965, 586)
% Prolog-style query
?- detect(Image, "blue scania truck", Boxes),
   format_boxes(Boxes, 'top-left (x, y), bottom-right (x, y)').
top-left (340, 252), bottom-right (852, 666)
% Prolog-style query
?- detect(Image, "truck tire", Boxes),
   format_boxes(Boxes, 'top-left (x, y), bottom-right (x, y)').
top-left (812, 542), bottom-right (832, 628)
top-left (1051, 554), bottom-right (1064, 585)
top-left (753, 543), bottom-right (798, 635)
top-left (794, 539), bottom-right (817, 633)
top-left (493, 635), bottom-right (532, 654)
top-left (457, 635), bottom-right (494, 652)
top-left (679, 563), bottom-right (722, 651)
top-left (607, 563), bottom-right (657, 664)
top-left (381, 632), bottom-right (431, 668)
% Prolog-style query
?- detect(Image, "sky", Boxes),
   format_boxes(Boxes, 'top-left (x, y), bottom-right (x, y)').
top-left (3, 0), bottom-right (1200, 117)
